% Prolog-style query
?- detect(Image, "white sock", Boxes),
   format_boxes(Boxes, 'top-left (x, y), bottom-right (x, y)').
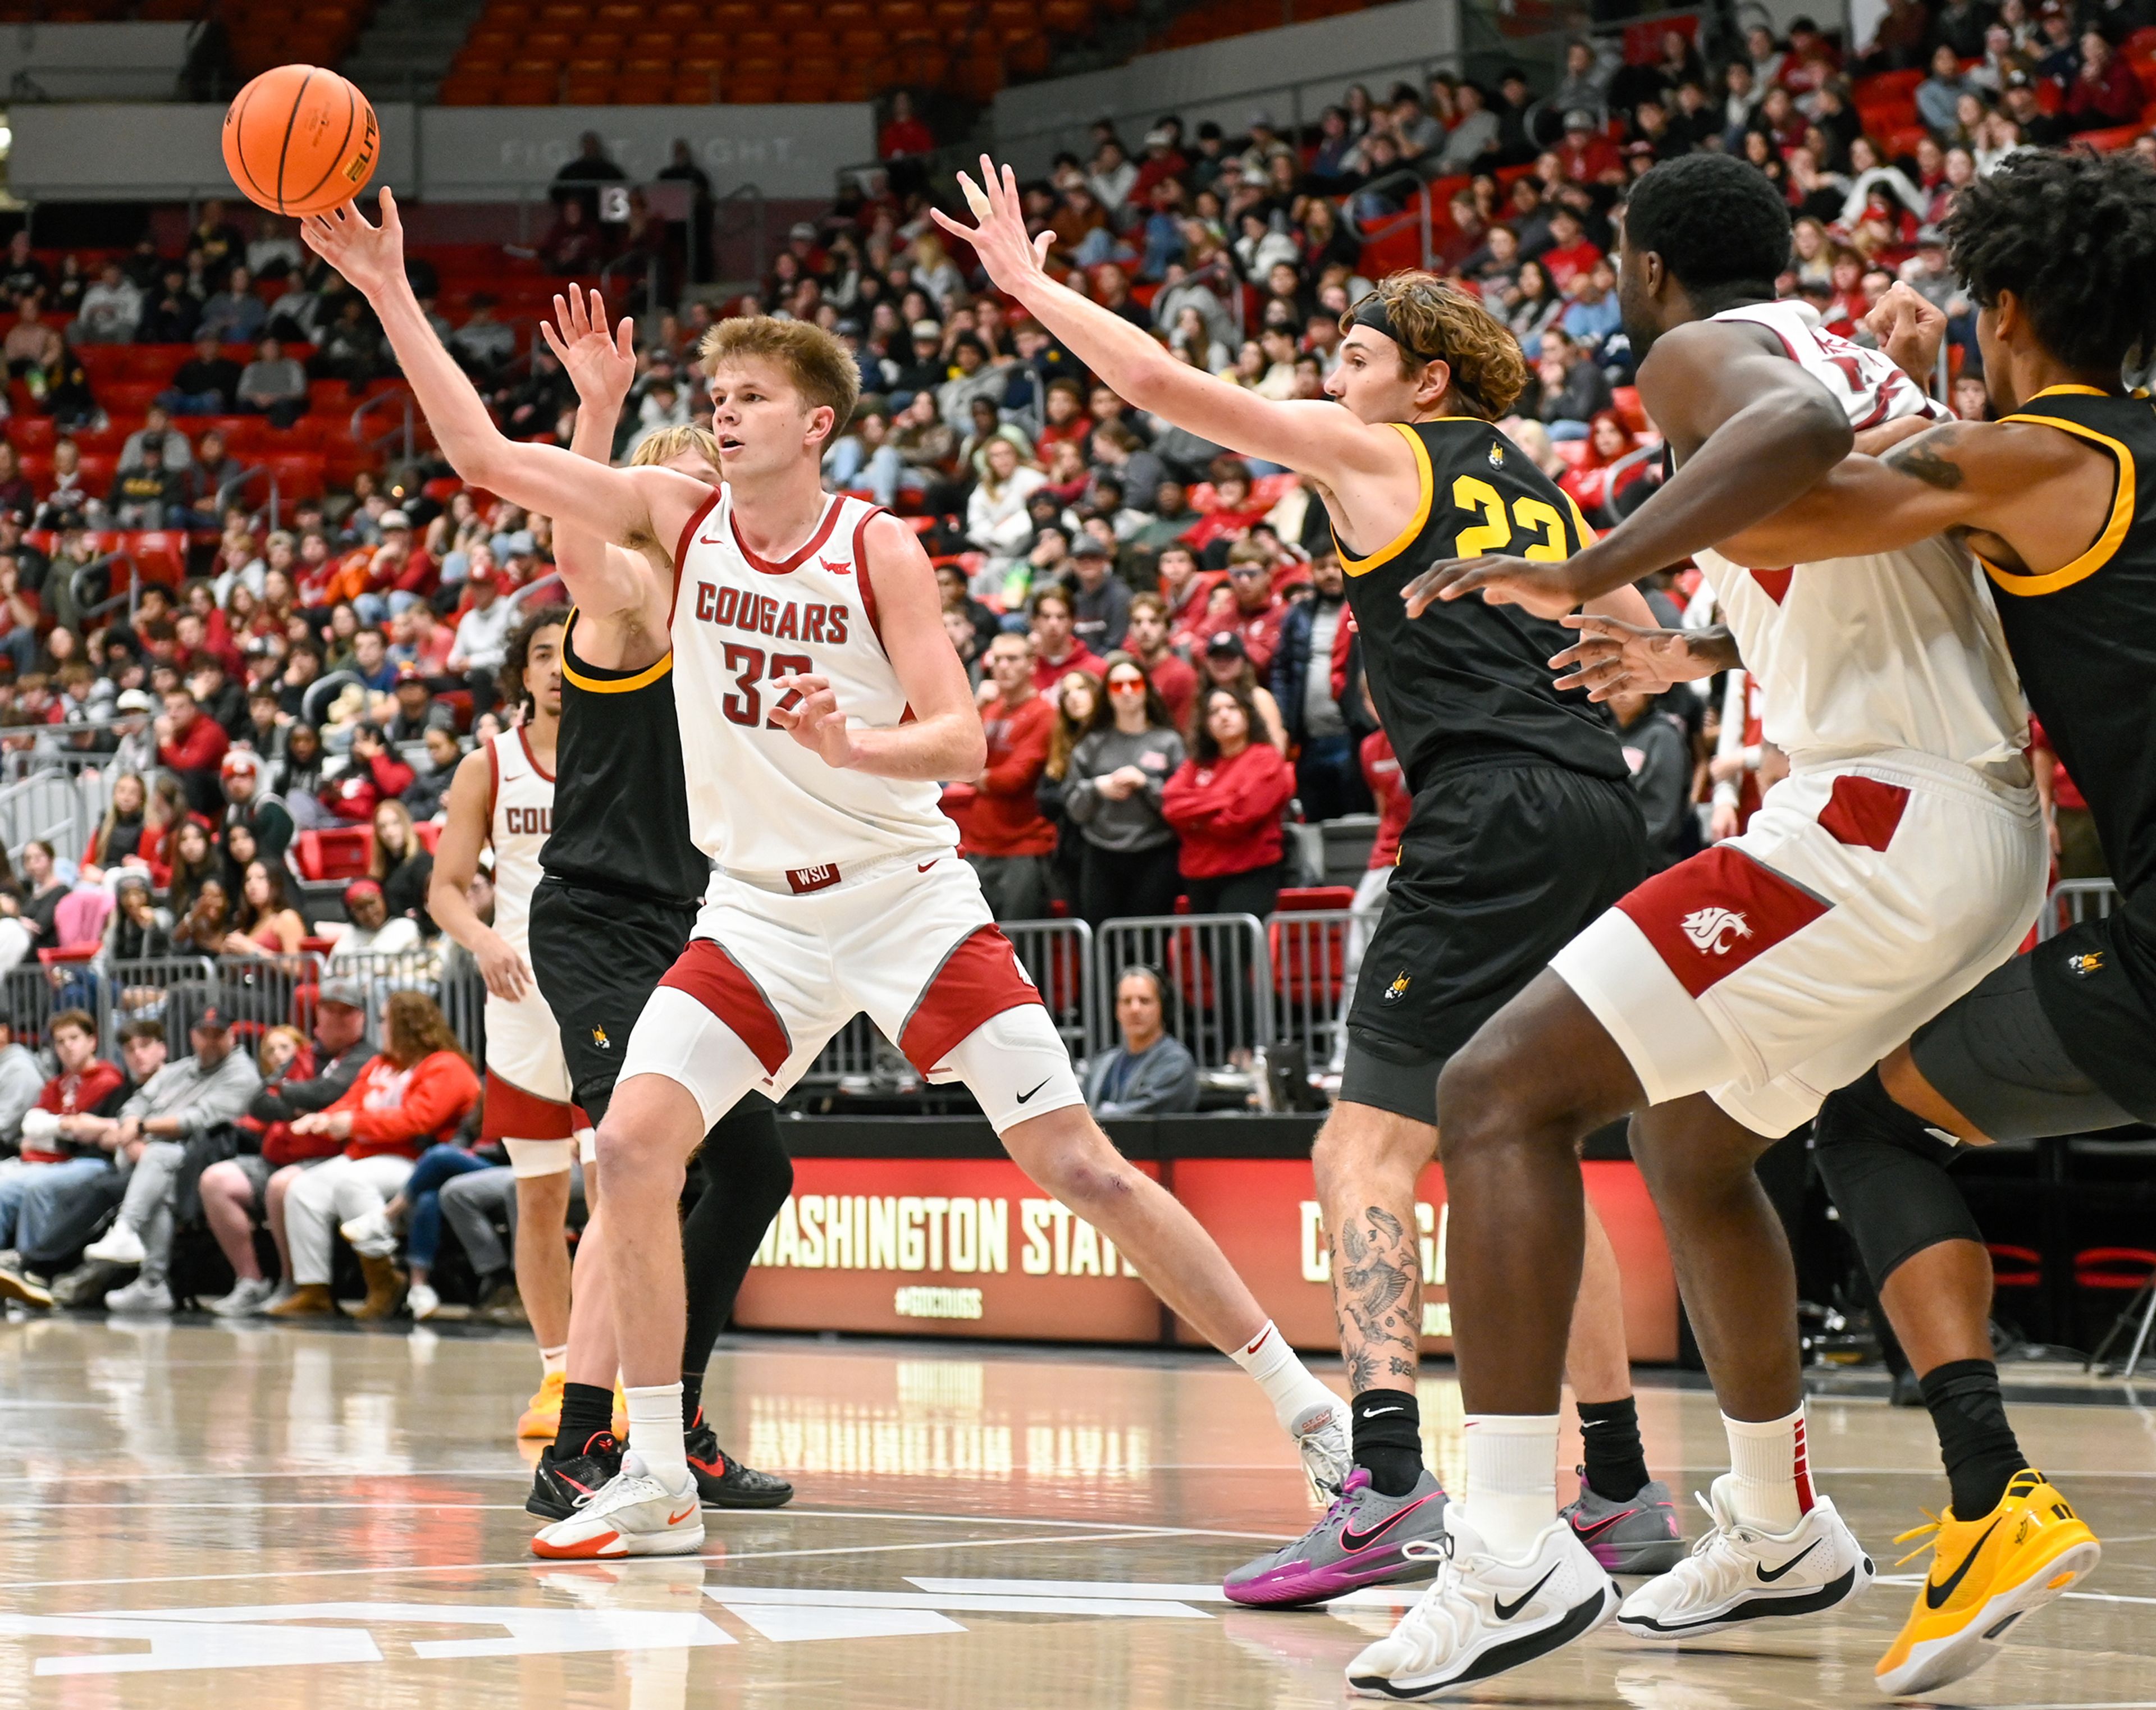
top-left (1229, 1321), bottom-right (1342, 1435)
top-left (626, 1382), bottom-right (690, 1487)
top-left (1463, 1413), bottom-right (1560, 1560)
top-left (1723, 1405), bottom-right (1813, 1533)
top-left (540, 1343), bottom-right (568, 1377)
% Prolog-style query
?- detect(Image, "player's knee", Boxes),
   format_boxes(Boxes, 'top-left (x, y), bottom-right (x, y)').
top-left (1433, 1033), bottom-right (1542, 1156)
top-left (1006, 1113), bottom-right (1132, 1209)
top-left (1312, 1103), bottom-right (1428, 1203)
top-left (1813, 1067), bottom-right (1981, 1287)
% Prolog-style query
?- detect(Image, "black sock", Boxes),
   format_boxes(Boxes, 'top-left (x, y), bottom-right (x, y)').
top-left (681, 1369), bottom-right (705, 1428)
top-left (552, 1382), bottom-right (615, 1457)
top-left (1350, 1389), bottom-right (1424, 1497)
top-left (1578, 1396), bottom-right (1651, 1503)
top-left (1919, 1359), bottom-right (2026, 1518)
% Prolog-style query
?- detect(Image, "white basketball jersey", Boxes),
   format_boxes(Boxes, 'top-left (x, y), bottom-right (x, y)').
top-left (1690, 301), bottom-right (2029, 780)
top-left (486, 725), bottom-right (554, 953)
top-left (670, 487), bottom-right (959, 880)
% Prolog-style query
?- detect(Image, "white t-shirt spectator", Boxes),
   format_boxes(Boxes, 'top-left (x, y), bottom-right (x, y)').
top-left (75, 276), bottom-right (143, 342)
top-left (450, 598), bottom-right (517, 675)
top-left (328, 915), bottom-right (423, 966)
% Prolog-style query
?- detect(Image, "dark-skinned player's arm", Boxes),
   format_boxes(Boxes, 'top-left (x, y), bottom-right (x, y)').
top-left (769, 513), bottom-right (988, 782)
top-left (929, 158), bottom-right (1402, 491)
top-left (428, 749), bottom-right (533, 1002)
top-left (299, 190), bottom-right (707, 569)
top-left (1400, 319), bottom-right (1854, 619)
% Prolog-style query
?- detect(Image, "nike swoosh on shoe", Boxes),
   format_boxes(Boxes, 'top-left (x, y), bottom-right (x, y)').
top-left (1339, 1494), bottom-right (1437, 1553)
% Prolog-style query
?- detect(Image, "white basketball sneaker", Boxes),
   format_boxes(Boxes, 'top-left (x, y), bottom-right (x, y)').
top-left (529, 1451), bottom-right (706, 1561)
top-left (1615, 1474), bottom-right (1874, 1640)
top-left (1346, 1507), bottom-right (1619, 1699)
top-left (1295, 1397), bottom-right (1353, 1499)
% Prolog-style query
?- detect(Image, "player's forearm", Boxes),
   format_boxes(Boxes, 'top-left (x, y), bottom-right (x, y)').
top-left (1008, 271), bottom-right (1183, 414)
top-left (552, 394), bottom-right (623, 601)
top-left (847, 711), bottom-right (988, 781)
top-left (369, 278), bottom-right (520, 491)
top-left (426, 877), bottom-right (496, 956)
top-left (1684, 625), bottom-right (1741, 676)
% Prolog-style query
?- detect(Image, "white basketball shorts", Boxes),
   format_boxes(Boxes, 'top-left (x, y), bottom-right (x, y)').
top-left (617, 852), bottom-right (1082, 1134)
top-left (483, 979), bottom-right (580, 1158)
top-left (1550, 753), bottom-right (2045, 1137)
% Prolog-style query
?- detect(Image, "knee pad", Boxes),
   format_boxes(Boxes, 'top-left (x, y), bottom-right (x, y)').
top-left (504, 1137), bottom-right (577, 1179)
top-left (1812, 1068), bottom-right (1983, 1286)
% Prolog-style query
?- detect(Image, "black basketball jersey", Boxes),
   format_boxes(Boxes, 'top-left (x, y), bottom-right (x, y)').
top-left (1335, 418), bottom-right (1628, 794)
top-left (541, 606), bottom-right (711, 908)
top-left (1981, 385), bottom-right (2156, 975)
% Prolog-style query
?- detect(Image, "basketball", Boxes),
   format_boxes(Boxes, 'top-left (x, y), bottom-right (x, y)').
top-left (221, 63), bottom-right (378, 217)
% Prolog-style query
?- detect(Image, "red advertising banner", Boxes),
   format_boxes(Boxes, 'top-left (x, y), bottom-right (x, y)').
top-left (730, 1153), bottom-right (1678, 1361)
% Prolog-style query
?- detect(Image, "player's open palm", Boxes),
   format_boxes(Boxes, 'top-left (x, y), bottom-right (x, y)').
top-left (300, 185), bottom-right (405, 296)
top-left (1403, 554), bottom-right (1582, 621)
top-left (541, 285), bottom-right (636, 414)
top-left (1550, 612), bottom-right (1712, 701)
top-left (770, 673), bottom-right (858, 769)
top-left (929, 156), bottom-right (1053, 297)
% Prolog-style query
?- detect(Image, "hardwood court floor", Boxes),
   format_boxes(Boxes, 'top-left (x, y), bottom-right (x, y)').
top-left (2, 1317), bottom-right (2153, 1709)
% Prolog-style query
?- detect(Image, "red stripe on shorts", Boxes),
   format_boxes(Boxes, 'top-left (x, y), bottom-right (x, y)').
top-left (1615, 845), bottom-right (1830, 1000)
top-left (1816, 774), bottom-right (1910, 852)
top-left (659, 939), bottom-right (793, 1076)
top-left (897, 925), bottom-right (1042, 1074)
top-left (482, 1068), bottom-right (578, 1143)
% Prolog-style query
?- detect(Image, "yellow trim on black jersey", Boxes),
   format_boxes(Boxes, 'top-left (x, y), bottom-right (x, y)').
top-left (1979, 398), bottom-right (2136, 598)
top-left (1561, 491), bottom-right (1598, 551)
top-left (1335, 422), bottom-right (1435, 577)
top-left (560, 605), bottom-right (674, 694)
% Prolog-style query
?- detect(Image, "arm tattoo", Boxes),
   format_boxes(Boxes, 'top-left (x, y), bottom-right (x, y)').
top-left (1883, 439), bottom-right (1965, 490)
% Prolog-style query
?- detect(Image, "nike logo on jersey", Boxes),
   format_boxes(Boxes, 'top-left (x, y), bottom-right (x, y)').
top-left (918, 859), bottom-right (939, 872)
top-left (1492, 1564), bottom-right (1560, 1620)
top-left (1756, 1540), bottom-right (1821, 1583)
top-left (1924, 1519), bottom-right (2002, 1607)
top-left (1015, 1077), bottom-right (1052, 1104)
top-left (1338, 1495), bottom-right (1437, 1553)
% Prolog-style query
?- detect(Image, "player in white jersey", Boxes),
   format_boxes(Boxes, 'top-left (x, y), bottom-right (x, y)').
top-left (1310, 156), bottom-right (2048, 1697)
top-left (302, 191), bottom-right (1353, 1564)
top-left (428, 606), bottom-right (588, 1432)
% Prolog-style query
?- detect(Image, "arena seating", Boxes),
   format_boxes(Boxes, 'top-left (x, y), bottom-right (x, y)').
top-left (220, 0), bottom-right (380, 82)
top-left (1150, 0), bottom-right (1370, 52)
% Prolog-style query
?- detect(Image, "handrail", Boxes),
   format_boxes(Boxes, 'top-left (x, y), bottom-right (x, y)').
top-left (1347, 166), bottom-right (1437, 271)
top-left (1178, 252), bottom-right (1248, 346)
top-left (71, 550), bottom-right (141, 628)
top-left (302, 669), bottom-right (367, 729)
top-left (217, 463), bottom-right (282, 532)
top-left (350, 392), bottom-right (416, 473)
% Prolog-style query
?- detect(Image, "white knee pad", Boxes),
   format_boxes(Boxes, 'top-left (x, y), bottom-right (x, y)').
top-left (504, 1137), bottom-right (577, 1179)
top-left (937, 1002), bottom-right (1085, 1133)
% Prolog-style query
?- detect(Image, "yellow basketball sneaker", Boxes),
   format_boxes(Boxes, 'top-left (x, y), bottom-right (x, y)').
top-left (1875, 1469), bottom-right (2101, 1698)
top-left (518, 1370), bottom-right (566, 1440)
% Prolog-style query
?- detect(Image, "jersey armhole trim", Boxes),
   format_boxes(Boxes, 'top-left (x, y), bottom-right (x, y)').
top-left (561, 604), bottom-right (674, 694)
top-left (484, 735), bottom-right (500, 829)
top-left (851, 500), bottom-right (889, 656)
top-left (668, 485), bottom-right (723, 628)
top-left (1979, 410), bottom-right (2134, 597)
top-left (1335, 422), bottom-right (1433, 578)
top-left (517, 721), bottom-right (555, 784)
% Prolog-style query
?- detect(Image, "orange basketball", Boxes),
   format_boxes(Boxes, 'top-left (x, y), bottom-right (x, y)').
top-left (222, 64), bottom-right (379, 217)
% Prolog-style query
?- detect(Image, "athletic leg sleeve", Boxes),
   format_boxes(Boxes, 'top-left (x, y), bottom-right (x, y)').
top-left (680, 1098), bottom-right (794, 1379)
top-left (503, 1137), bottom-right (577, 1179)
top-left (1811, 1066), bottom-right (1984, 1286)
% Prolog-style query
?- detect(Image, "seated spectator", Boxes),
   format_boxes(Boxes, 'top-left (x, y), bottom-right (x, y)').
top-left (2065, 28), bottom-right (2142, 130)
top-left (1067, 534), bottom-right (1131, 655)
top-left (1272, 551), bottom-right (1369, 821)
top-left (71, 1008), bottom-right (263, 1313)
top-left (449, 293), bottom-right (516, 378)
top-left (312, 296), bottom-right (389, 391)
top-left (447, 561), bottom-right (514, 703)
top-left (1535, 327), bottom-right (1616, 438)
top-left (1220, 549), bottom-right (1289, 675)
top-left (16, 839), bottom-right (68, 953)
top-left (372, 798), bottom-right (436, 931)
top-left (222, 858), bottom-right (308, 957)
top-left (173, 876), bottom-right (233, 956)
top-left (99, 870), bottom-right (174, 970)
top-left (1027, 588), bottom-right (1107, 692)
top-left (198, 265), bottom-right (266, 344)
top-left (161, 329), bottom-right (243, 416)
top-left (270, 990), bottom-right (481, 1320)
top-left (823, 401), bottom-right (922, 510)
top-left (0, 1011), bottom-right (44, 1148)
top-left (321, 723), bottom-right (416, 824)
top-left (237, 336), bottom-right (309, 429)
top-left (277, 723), bottom-right (334, 827)
top-left (0, 1012), bottom-right (139, 1304)
top-left (3, 294), bottom-right (62, 382)
top-left (1161, 683), bottom-right (1297, 920)
top-left (1063, 652), bottom-right (1185, 926)
top-left (74, 260), bottom-right (143, 343)
top-left (956, 633), bottom-right (1058, 923)
top-left (157, 685), bottom-right (230, 817)
top-left (1917, 43), bottom-right (1976, 135)
top-left (1560, 411), bottom-right (1648, 525)
top-left (85, 770), bottom-right (150, 877)
top-left (401, 722), bottom-right (463, 821)
top-left (106, 440), bottom-right (186, 529)
top-left (347, 1119), bottom-right (493, 1322)
top-left (328, 875), bottom-right (423, 966)
top-left (1561, 258), bottom-right (1624, 353)
top-left (1084, 967), bottom-right (1200, 1118)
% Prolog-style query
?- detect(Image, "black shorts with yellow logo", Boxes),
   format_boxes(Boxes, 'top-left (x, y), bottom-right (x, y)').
top-left (529, 875), bottom-right (702, 1127)
top-left (1341, 758), bottom-right (1646, 1124)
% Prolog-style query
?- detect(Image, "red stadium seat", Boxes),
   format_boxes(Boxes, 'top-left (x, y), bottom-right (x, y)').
top-left (295, 827), bottom-right (374, 881)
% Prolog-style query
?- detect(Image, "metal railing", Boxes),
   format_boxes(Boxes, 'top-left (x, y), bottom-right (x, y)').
top-left (1004, 917), bottom-right (1095, 1057)
top-left (1094, 913), bottom-right (1273, 1076)
top-left (0, 767), bottom-right (107, 866)
top-left (352, 392), bottom-right (418, 473)
top-left (1269, 907), bottom-right (1385, 1076)
top-left (2035, 877), bottom-right (2120, 941)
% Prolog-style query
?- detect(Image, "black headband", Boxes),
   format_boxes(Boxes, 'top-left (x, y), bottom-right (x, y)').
top-left (1347, 296), bottom-right (1493, 417)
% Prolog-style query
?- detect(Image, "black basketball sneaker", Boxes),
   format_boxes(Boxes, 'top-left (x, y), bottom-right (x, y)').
top-left (527, 1430), bottom-right (625, 1522)
top-left (686, 1410), bottom-right (793, 1509)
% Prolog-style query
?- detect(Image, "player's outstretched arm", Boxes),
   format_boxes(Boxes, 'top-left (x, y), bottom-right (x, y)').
top-left (931, 157), bottom-right (1394, 489)
top-left (543, 286), bottom-right (668, 627)
top-left (427, 748), bottom-right (533, 1001)
top-left (770, 513), bottom-right (988, 781)
top-left (299, 190), bottom-right (707, 565)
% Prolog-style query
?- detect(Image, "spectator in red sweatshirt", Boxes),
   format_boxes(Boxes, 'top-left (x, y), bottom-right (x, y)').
top-left (1222, 548), bottom-right (1289, 676)
top-left (1125, 592), bottom-right (1198, 732)
top-left (318, 721), bottom-right (417, 822)
top-left (958, 632), bottom-right (1058, 922)
top-left (1162, 683), bottom-right (1297, 919)
top-left (1158, 544), bottom-right (1223, 652)
top-left (1027, 588), bottom-right (1107, 692)
top-left (157, 683), bottom-right (231, 818)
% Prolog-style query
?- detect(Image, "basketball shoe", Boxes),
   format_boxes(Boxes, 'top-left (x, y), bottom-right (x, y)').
top-left (685, 1410), bottom-right (793, 1508)
top-left (1872, 1469), bottom-right (2100, 1697)
top-left (1559, 1469), bottom-right (1685, 1574)
top-left (1345, 1508), bottom-right (1620, 1698)
top-left (529, 1450), bottom-right (705, 1560)
top-left (1615, 1474), bottom-right (1873, 1639)
top-left (1225, 1467), bottom-right (1449, 1606)
top-left (518, 1370), bottom-right (565, 1439)
top-left (527, 1429), bottom-right (624, 1522)
top-left (1298, 1397), bottom-right (1353, 1499)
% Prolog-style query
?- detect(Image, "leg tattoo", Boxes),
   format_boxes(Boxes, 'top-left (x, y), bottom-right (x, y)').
top-left (1330, 1202), bottom-right (1422, 1395)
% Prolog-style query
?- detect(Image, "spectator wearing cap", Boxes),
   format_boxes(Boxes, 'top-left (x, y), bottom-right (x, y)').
top-left (447, 559), bottom-right (514, 708)
top-left (69, 1009), bottom-right (263, 1313)
top-left (237, 335), bottom-right (308, 429)
top-left (1068, 534), bottom-right (1132, 656)
top-left (382, 662), bottom-right (438, 745)
top-left (1084, 967), bottom-right (1199, 1118)
top-left (954, 632), bottom-right (1059, 923)
top-left (111, 687), bottom-right (158, 775)
top-left (1063, 651), bottom-right (1186, 927)
top-left (1271, 551), bottom-right (1370, 821)
top-left (1220, 550), bottom-right (1289, 676)
top-left (1027, 588), bottom-right (1108, 693)
top-left (1161, 682), bottom-right (1297, 920)
top-left (890, 319), bottom-right (948, 401)
top-left (1200, 629), bottom-right (1289, 749)
top-left (321, 722), bottom-right (417, 824)
top-left (1557, 108), bottom-right (1623, 181)
top-left (328, 877), bottom-right (423, 964)
top-left (219, 747), bottom-right (293, 874)
top-left (158, 684), bottom-right (231, 819)
top-left (196, 980), bottom-right (372, 1316)
top-left (104, 440), bottom-right (186, 530)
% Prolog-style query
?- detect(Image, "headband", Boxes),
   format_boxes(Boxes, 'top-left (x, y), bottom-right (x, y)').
top-left (1349, 296), bottom-right (1493, 418)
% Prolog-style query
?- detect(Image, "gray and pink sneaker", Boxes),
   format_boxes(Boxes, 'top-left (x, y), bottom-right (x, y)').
top-left (1559, 1474), bottom-right (1684, 1574)
top-left (1223, 1467), bottom-right (1448, 1607)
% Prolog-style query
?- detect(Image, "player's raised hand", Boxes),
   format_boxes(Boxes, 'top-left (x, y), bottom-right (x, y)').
top-left (299, 186), bottom-right (406, 298)
top-left (929, 156), bottom-right (1053, 297)
top-left (1401, 555), bottom-right (1583, 621)
top-left (1866, 281), bottom-right (1947, 388)
top-left (1549, 612), bottom-right (1711, 701)
top-left (770, 673), bottom-right (859, 769)
top-left (540, 285), bottom-right (637, 413)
